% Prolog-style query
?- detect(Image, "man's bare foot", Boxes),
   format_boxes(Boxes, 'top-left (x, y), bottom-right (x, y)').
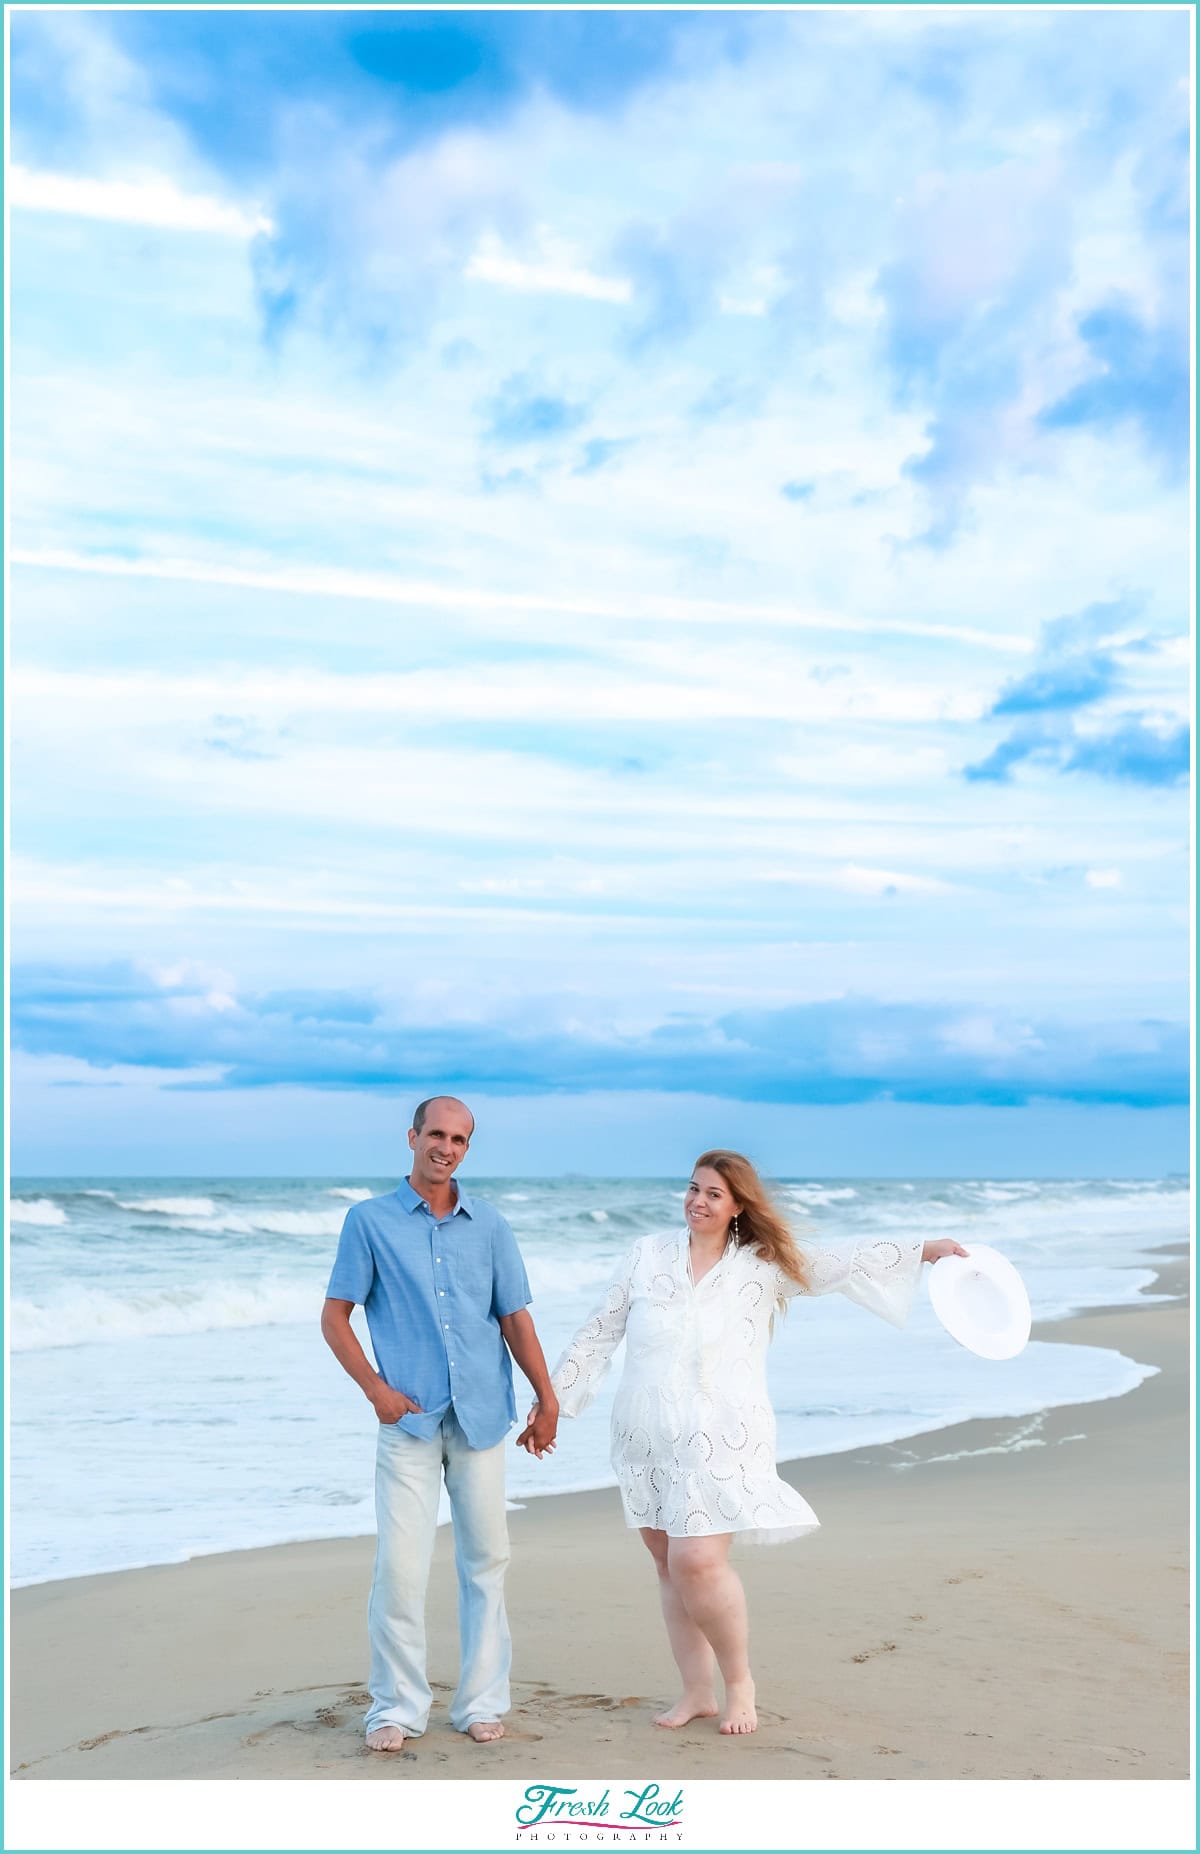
top-left (466, 1720), bottom-right (505, 1743)
top-left (366, 1725), bottom-right (408, 1752)
top-left (654, 1694), bottom-right (719, 1729)
top-left (718, 1680), bottom-right (757, 1736)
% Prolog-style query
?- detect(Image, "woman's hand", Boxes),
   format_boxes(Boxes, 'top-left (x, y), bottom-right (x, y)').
top-left (922, 1238), bottom-right (970, 1264)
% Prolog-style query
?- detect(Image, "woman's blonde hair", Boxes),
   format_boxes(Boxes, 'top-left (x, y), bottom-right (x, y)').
top-left (691, 1149), bottom-right (808, 1290)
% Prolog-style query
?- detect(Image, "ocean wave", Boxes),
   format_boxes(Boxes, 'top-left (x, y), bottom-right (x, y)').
top-left (117, 1196), bottom-right (217, 1218)
top-left (846, 1185), bottom-right (1189, 1246)
top-left (9, 1199), bottom-right (68, 1227)
top-left (326, 1187), bottom-right (373, 1202)
top-left (525, 1253), bottom-right (622, 1298)
top-left (178, 1207), bottom-right (348, 1238)
top-left (11, 1276), bottom-right (318, 1350)
top-left (787, 1186), bottom-right (859, 1206)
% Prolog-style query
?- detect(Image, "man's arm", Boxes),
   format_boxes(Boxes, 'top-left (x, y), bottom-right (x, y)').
top-left (499, 1307), bottom-right (559, 1457)
top-left (320, 1298), bottom-right (423, 1425)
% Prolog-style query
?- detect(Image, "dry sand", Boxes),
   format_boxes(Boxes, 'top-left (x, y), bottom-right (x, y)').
top-left (11, 1248), bottom-right (1191, 1781)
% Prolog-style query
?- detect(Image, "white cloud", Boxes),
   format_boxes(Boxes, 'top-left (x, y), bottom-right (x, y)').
top-left (10, 548), bottom-right (1031, 653)
top-left (465, 231), bottom-right (632, 303)
top-left (8, 861), bottom-right (648, 931)
top-left (938, 1014), bottom-right (1043, 1059)
top-left (13, 661), bottom-right (990, 729)
top-left (10, 1050), bottom-right (228, 1090)
top-left (10, 164), bottom-right (273, 238)
top-left (760, 864), bottom-right (956, 896)
top-left (1085, 868), bottom-right (1124, 889)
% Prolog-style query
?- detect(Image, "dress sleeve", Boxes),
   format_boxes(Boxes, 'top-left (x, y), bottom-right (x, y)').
top-left (550, 1245), bottom-right (636, 1418)
top-left (781, 1233), bottom-right (923, 1329)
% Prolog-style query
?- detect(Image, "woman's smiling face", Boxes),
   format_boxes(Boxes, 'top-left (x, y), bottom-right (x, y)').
top-left (684, 1165), bottom-right (741, 1238)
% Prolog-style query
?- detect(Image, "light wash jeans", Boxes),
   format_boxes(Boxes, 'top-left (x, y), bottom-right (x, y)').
top-left (365, 1407), bottom-right (512, 1736)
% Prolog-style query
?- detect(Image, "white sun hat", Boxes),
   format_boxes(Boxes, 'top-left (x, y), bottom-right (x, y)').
top-left (927, 1243), bottom-right (1032, 1360)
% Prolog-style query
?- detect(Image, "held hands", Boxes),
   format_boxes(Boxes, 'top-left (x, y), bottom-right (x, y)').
top-left (922, 1238), bottom-right (970, 1264)
top-left (516, 1398), bottom-right (559, 1460)
top-left (372, 1384), bottom-right (423, 1425)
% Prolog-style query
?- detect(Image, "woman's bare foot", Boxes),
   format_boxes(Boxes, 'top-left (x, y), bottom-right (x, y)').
top-left (654, 1694), bottom-right (719, 1729)
top-left (466, 1720), bottom-right (505, 1743)
top-left (718, 1680), bottom-right (757, 1736)
top-left (365, 1725), bottom-right (408, 1752)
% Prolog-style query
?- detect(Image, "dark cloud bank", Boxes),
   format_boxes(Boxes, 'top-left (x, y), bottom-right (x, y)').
top-left (14, 965), bottom-right (1187, 1109)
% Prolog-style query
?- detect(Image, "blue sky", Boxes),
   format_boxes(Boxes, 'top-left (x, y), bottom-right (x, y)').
top-left (10, 7), bottom-right (1191, 1176)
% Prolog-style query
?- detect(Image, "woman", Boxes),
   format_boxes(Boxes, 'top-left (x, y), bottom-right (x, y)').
top-left (518, 1150), bottom-right (966, 1736)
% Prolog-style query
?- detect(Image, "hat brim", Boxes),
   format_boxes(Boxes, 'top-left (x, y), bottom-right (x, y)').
top-left (927, 1243), bottom-right (1032, 1360)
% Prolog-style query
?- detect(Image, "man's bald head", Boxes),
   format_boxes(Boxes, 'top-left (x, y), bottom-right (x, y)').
top-left (412, 1096), bottom-right (476, 1137)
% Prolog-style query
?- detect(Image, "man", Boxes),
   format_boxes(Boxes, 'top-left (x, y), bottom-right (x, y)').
top-left (321, 1095), bottom-right (559, 1750)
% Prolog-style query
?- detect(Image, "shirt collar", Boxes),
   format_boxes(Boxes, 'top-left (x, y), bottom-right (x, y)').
top-left (395, 1177), bottom-right (473, 1218)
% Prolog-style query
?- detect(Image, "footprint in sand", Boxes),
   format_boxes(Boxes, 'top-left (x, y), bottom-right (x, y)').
top-left (244, 1715), bottom-right (358, 1749)
top-left (851, 1642), bottom-right (897, 1663)
top-left (78, 1724), bottom-right (155, 1751)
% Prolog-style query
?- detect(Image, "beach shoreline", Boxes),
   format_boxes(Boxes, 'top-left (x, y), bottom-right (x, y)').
top-left (11, 1245), bottom-right (1191, 1780)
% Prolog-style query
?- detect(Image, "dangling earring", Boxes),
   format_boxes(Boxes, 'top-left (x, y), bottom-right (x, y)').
top-left (731, 1214), bottom-right (740, 1242)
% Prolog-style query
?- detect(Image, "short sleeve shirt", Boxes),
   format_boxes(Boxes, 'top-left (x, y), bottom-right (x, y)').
top-left (325, 1178), bottom-right (532, 1449)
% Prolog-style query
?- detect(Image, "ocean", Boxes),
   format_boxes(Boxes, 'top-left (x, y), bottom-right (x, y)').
top-left (8, 1174), bottom-right (1189, 1586)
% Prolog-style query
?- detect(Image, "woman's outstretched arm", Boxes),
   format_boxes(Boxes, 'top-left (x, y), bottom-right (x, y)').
top-left (788, 1233), bottom-right (967, 1328)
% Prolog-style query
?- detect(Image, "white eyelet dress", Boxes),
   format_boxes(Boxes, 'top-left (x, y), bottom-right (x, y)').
top-left (550, 1231), bottom-right (923, 1545)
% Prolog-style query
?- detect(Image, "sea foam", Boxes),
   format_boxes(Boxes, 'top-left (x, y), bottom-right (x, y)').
top-left (11, 1277), bottom-right (318, 1350)
top-left (118, 1196), bottom-right (217, 1218)
top-left (9, 1199), bottom-right (68, 1227)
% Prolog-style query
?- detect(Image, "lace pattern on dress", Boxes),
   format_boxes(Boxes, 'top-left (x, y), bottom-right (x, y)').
top-left (550, 1227), bottom-right (922, 1542)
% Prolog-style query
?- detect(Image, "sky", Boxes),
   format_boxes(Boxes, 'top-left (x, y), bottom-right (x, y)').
top-left (8, 5), bottom-right (1192, 1177)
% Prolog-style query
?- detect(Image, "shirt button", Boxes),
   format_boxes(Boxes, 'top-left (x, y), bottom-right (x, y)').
top-left (440, 1290), bottom-right (446, 1296)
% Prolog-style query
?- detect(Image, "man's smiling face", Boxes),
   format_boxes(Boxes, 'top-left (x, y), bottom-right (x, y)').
top-left (408, 1098), bottom-right (474, 1190)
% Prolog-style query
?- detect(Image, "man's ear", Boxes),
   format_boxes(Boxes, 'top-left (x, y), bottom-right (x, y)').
top-left (407, 1127), bottom-right (418, 1153)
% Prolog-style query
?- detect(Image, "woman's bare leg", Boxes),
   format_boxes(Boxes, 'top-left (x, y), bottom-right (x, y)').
top-left (639, 1528), bottom-right (718, 1727)
top-left (665, 1535), bottom-right (757, 1734)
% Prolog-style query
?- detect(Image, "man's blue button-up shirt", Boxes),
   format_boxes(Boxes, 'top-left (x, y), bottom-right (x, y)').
top-left (325, 1178), bottom-right (532, 1450)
